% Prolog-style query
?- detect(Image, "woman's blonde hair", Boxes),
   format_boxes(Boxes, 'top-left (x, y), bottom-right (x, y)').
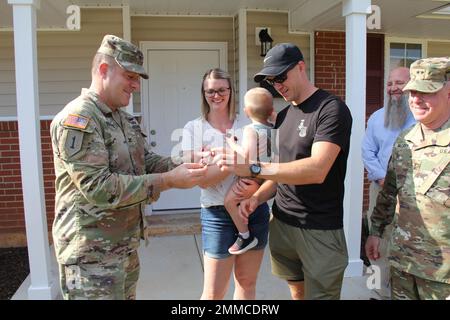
top-left (201, 68), bottom-right (236, 121)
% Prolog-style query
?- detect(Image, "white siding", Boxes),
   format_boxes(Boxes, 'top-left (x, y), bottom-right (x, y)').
top-left (246, 11), bottom-right (310, 112)
top-left (427, 41), bottom-right (450, 58)
top-left (131, 16), bottom-right (235, 114)
top-left (0, 33), bottom-right (16, 117)
top-left (0, 8), bottom-right (123, 118)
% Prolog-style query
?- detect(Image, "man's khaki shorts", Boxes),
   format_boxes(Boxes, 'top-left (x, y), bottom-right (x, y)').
top-left (269, 216), bottom-right (348, 299)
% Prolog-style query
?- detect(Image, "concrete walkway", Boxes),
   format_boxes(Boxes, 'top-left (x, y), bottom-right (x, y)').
top-left (13, 234), bottom-right (373, 300)
top-left (136, 234), bottom-right (373, 300)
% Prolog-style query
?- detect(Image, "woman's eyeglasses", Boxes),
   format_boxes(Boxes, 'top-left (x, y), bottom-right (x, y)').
top-left (204, 87), bottom-right (230, 97)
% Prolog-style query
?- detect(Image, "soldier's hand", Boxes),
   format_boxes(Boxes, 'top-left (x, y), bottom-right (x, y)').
top-left (365, 235), bottom-right (381, 260)
top-left (162, 162), bottom-right (207, 190)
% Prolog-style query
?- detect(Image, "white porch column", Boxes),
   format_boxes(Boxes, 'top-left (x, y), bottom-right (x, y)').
top-left (8, 0), bottom-right (58, 299)
top-left (238, 9), bottom-right (247, 114)
top-left (342, 0), bottom-right (370, 277)
top-left (122, 5), bottom-right (134, 115)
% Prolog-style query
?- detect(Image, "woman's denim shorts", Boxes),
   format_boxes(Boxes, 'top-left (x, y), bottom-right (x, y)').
top-left (200, 203), bottom-right (269, 259)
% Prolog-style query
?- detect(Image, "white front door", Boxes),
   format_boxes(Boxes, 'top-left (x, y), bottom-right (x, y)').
top-left (141, 42), bottom-right (227, 213)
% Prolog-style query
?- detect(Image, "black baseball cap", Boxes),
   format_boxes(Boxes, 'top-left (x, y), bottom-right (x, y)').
top-left (254, 43), bottom-right (304, 83)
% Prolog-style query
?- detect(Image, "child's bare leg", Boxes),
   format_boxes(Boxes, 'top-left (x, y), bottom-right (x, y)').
top-left (224, 183), bottom-right (249, 234)
top-left (225, 182), bottom-right (258, 255)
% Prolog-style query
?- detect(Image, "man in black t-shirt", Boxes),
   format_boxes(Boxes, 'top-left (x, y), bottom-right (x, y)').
top-left (218, 43), bottom-right (352, 300)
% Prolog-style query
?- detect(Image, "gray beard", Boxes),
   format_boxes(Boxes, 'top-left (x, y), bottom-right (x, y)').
top-left (384, 94), bottom-right (409, 130)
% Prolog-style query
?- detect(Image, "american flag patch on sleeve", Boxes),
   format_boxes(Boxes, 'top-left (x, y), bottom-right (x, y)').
top-left (63, 114), bottom-right (90, 129)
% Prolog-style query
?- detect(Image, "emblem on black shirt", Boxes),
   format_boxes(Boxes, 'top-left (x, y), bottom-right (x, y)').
top-left (297, 119), bottom-right (307, 137)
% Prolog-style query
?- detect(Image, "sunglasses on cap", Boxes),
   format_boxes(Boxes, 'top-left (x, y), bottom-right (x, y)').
top-left (264, 63), bottom-right (297, 86)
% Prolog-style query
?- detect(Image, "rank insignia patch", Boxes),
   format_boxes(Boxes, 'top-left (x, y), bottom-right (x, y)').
top-left (64, 114), bottom-right (90, 129)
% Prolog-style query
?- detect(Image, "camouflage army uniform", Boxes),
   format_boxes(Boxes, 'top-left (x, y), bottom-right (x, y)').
top-left (50, 89), bottom-right (177, 299)
top-left (370, 119), bottom-right (450, 299)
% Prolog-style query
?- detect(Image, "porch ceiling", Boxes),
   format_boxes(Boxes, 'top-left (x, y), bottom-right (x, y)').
top-left (0, 0), bottom-right (302, 28)
top-left (290, 0), bottom-right (450, 40)
top-left (1, 0), bottom-right (449, 40)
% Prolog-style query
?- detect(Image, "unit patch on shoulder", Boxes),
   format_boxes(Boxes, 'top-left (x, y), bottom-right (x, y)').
top-left (64, 114), bottom-right (90, 129)
top-left (64, 130), bottom-right (84, 158)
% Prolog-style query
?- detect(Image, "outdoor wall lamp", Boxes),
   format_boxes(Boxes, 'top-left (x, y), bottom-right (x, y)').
top-left (258, 28), bottom-right (273, 57)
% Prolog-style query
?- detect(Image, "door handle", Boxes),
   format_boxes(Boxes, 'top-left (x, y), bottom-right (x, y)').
top-left (150, 141), bottom-right (157, 147)
top-left (150, 129), bottom-right (156, 135)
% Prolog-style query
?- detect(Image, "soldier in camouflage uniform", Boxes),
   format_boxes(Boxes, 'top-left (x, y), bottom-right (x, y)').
top-left (50, 35), bottom-right (207, 300)
top-left (366, 57), bottom-right (450, 300)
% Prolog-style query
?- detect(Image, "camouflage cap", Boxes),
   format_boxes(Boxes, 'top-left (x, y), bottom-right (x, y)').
top-left (97, 34), bottom-right (148, 79)
top-left (403, 57), bottom-right (450, 93)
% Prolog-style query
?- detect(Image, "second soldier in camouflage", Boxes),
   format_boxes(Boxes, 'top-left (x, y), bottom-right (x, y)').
top-left (367, 57), bottom-right (450, 300)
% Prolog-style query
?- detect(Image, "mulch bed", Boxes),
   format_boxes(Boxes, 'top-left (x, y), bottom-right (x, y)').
top-left (0, 247), bottom-right (29, 300)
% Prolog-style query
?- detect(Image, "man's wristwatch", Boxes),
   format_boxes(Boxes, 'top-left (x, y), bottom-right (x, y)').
top-left (249, 163), bottom-right (262, 178)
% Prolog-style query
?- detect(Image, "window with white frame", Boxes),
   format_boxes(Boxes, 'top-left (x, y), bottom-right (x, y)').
top-left (388, 42), bottom-right (423, 72)
top-left (384, 38), bottom-right (426, 102)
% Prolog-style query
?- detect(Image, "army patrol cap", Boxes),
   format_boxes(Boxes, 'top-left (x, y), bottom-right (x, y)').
top-left (97, 34), bottom-right (148, 79)
top-left (403, 57), bottom-right (450, 93)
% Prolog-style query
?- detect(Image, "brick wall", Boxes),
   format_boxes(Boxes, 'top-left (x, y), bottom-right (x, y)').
top-left (314, 31), bottom-right (370, 214)
top-left (0, 120), bottom-right (55, 247)
top-left (314, 31), bottom-right (346, 100)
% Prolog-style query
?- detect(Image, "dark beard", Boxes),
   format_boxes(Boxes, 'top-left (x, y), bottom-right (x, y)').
top-left (384, 93), bottom-right (409, 130)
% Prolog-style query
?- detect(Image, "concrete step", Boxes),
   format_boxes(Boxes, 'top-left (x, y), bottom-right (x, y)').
top-left (146, 212), bottom-right (201, 236)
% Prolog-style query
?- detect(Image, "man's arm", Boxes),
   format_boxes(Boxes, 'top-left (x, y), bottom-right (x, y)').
top-left (250, 180), bottom-right (277, 205)
top-left (219, 140), bottom-right (341, 185)
top-left (220, 96), bottom-right (350, 185)
top-left (365, 155), bottom-right (399, 260)
top-left (55, 121), bottom-right (166, 209)
top-left (55, 121), bottom-right (206, 210)
top-left (369, 158), bottom-right (398, 238)
top-left (145, 150), bottom-right (180, 173)
top-left (160, 162), bottom-right (208, 191)
top-left (262, 141), bottom-right (340, 184)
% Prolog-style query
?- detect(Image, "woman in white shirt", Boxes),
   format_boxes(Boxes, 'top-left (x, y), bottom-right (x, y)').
top-left (182, 68), bottom-right (270, 299)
